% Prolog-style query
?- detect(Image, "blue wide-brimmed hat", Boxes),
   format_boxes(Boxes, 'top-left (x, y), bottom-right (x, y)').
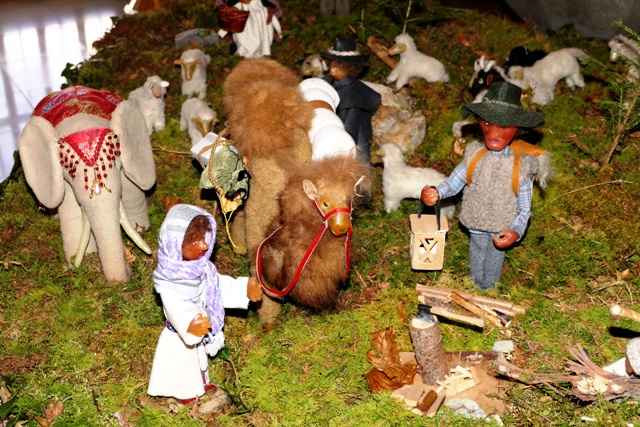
top-left (461, 82), bottom-right (545, 128)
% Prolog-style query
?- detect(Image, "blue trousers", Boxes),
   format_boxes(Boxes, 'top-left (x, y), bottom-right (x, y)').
top-left (469, 233), bottom-right (507, 290)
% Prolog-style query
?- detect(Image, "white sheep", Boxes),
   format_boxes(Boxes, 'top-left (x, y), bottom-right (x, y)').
top-left (301, 54), bottom-right (328, 78)
top-left (609, 34), bottom-right (640, 83)
top-left (386, 33), bottom-right (449, 91)
top-left (175, 48), bottom-right (211, 99)
top-left (507, 47), bottom-right (585, 105)
top-left (378, 143), bottom-right (455, 218)
top-left (180, 98), bottom-right (219, 146)
top-left (128, 75), bottom-right (169, 135)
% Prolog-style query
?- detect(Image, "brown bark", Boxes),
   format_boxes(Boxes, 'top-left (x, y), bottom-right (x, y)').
top-left (409, 318), bottom-right (448, 385)
top-left (367, 36), bottom-right (397, 69)
top-left (416, 284), bottom-right (526, 314)
top-left (449, 293), bottom-right (504, 328)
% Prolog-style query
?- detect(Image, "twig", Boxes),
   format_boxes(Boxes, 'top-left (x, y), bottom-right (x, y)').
top-left (402, 0), bottom-right (412, 34)
top-left (545, 179), bottom-right (634, 205)
top-left (152, 144), bottom-right (191, 156)
top-left (0, 260), bottom-right (28, 271)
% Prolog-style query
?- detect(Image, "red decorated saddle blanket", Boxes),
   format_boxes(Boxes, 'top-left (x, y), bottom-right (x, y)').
top-left (33, 86), bottom-right (123, 127)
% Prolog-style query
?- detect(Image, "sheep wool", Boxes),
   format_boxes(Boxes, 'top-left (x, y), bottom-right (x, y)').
top-left (459, 142), bottom-right (538, 233)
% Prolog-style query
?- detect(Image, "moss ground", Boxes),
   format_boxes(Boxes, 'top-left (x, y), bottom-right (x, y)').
top-left (1, 0), bottom-right (640, 425)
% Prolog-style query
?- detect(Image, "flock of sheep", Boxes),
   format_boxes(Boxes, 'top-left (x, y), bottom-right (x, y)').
top-left (128, 33), bottom-right (639, 218)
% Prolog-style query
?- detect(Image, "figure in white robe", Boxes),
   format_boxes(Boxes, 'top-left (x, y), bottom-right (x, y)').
top-left (147, 204), bottom-right (252, 401)
top-left (232, 0), bottom-right (282, 58)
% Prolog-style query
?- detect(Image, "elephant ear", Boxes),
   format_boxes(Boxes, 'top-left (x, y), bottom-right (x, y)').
top-left (111, 100), bottom-right (156, 190)
top-left (18, 116), bottom-right (65, 208)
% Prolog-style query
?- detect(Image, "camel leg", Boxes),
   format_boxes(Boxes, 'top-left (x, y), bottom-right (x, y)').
top-left (257, 293), bottom-right (282, 331)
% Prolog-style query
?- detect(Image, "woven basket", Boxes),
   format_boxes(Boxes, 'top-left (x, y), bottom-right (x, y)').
top-left (217, 3), bottom-right (249, 33)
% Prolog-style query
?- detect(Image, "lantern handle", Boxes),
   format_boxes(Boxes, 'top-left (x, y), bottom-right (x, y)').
top-left (418, 186), bottom-right (441, 230)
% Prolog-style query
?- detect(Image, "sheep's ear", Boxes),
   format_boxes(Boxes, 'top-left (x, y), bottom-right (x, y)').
top-left (302, 179), bottom-right (318, 200)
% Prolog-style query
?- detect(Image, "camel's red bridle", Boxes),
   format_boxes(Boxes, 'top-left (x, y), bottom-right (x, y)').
top-left (255, 199), bottom-right (353, 297)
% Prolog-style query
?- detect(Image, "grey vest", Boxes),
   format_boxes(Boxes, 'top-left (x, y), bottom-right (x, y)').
top-left (459, 142), bottom-right (538, 233)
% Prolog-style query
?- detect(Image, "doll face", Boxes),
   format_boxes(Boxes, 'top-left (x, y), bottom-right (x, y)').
top-left (182, 233), bottom-right (208, 261)
top-left (181, 215), bottom-right (211, 261)
top-left (328, 60), bottom-right (349, 81)
top-left (478, 119), bottom-right (519, 151)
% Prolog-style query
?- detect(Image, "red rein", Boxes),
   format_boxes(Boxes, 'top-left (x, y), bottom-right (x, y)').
top-left (256, 199), bottom-right (353, 297)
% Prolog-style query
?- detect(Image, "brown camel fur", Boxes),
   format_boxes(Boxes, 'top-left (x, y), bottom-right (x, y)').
top-left (259, 155), bottom-right (369, 314)
top-left (222, 58), bottom-right (370, 329)
top-left (222, 58), bottom-right (314, 268)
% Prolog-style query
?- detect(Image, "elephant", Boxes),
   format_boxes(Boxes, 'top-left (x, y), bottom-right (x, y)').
top-left (19, 86), bottom-right (156, 282)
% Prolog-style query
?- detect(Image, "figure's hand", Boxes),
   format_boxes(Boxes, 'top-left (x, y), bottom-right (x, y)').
top-left (420, 186), bottom-right (439, 206)
top-left (493, 230), bottom-right (519, 249)
top-left (247, 277), bottom-right (263, 302)
top-left (187, 313), bottom-right (212, 337)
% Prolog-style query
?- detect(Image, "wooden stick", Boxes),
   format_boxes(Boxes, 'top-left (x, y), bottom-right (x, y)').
top-left (610, 304), bottom-right (640, 323)
top-left (416, 389), bottom-right (438, 413)
top-left (449, 293), bottom-right (504, 328)
top-left (366, 35), bottom-right (397, 69)
top-left (416, 285), bottom-right (526, 314)
top-left (429, 306), bottom-right (485, 328)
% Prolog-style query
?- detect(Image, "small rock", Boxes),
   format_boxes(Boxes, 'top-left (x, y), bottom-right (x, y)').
top-left (175, 29), bottom-right (220, 49)
top-left (493, 340), bottom-right (514, 354)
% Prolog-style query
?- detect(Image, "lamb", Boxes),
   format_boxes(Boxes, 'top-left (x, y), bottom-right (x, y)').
top-left (386, 33), bottom-right (449, 91)
top-left (180, 98), bottom-right (218, 146)
top-left (175, 48), bottom-right (211, 99)
top-left (609, 34), bottom-right (640, 83)
top-left (301, 54), bottom-right (328, 78)
top-left (503, 46), bottom-right (547, 73)
top-left (507, 47), bottom-right (585, 105)
top-left (378, 143), bottom-right (455, 218)
top-left (128, 75), bottom-right (169, 135)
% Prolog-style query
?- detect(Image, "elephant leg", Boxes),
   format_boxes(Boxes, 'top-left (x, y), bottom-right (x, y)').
top-left (257, 293), bottom-right (282, 331)
top-left (84, 193), bottom-right (132, 282)
top-left (121, 172), bottom-right (151, 233)
top-left (57, 181), bottom-right (97, 266)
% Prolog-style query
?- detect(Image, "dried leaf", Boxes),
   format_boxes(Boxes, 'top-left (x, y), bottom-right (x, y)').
top-left (457, 33), bottom-right (472, 47)
top-left (366, 328), bottom-right (401, 369)
top-left (620, 269), bottom-right (633, 280)
top-left (365, 368), bottom-right (409, 394)
top-left (365, 328), bottom-right (417, 393)
top-left (35, 416), bottom-right (49, 427)
top-left (162, 197), bottom-right (182, 213)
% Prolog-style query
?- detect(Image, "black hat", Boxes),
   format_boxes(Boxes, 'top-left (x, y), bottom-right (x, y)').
top-left (320, 37), bottom-right (369, 65)
top-left (461, 82), bottom-right (545, 128)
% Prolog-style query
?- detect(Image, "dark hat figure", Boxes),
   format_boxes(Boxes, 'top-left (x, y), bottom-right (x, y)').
top-left (461, 82), bottom-right (544, 128)
top-left (320, 37), bottom-right (369, 65)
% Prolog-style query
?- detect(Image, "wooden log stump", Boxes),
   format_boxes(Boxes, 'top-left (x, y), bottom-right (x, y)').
top-left (409, 318), bottom-right (448, 385)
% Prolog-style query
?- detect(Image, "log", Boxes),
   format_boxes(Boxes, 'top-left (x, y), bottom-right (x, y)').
top-left (610, 304), bottom-right (640, 323)
top-left (429, 306), bottom-right (485, 328)
top-left (366, 35), bottom-right (397, 69)
top-left (416, 285), bottom-right (526, 314)
top-left (449, 293), bottom-right (504, 329)
top-left (409, 318), bottom-right (448, 385)
top-left (416, 389), bottom-right (438, 413)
